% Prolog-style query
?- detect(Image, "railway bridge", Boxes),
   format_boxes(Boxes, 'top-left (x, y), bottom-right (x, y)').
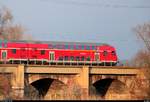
top-left (0, 64), bottom-right (147, 100)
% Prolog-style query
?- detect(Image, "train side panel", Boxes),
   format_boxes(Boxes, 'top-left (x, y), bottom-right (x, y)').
top-left (0, 40), bottom-right (118, 65)
top-left (53, 50), bottom-right (95, 61)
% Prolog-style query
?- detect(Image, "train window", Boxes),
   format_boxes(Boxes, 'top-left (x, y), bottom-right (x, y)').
top-left (62, 45), bottom-right (65, 49)
top-left (70, 45), bottom-right (74, 49)
top-left (81, 45), bottom-right (85, 50)
top-left (73, 45), bottom-right (76, 49)
top-left (64, 56), bottom-right (68, 61)
top-left (48, 44), bottom-right (52, 48)
top-left (76, 45), bottom-right (79, 50)
top-left (59, 45), bottom-right (62, 49)
top-left (81, 56), bottom-right (85, 61)
top-left (59, 56), bottom-right (63, 61)
top-left (2, 52), bottom-right (6, 59)
top-left (112, 51), bottom-right (116, 56)
top-left (86, 57), bottom-right (91, 61)
top-left (74, 45), bottom-right (77, 49)
top-left (70, 56), bottom-right (74, 61)
top-left (4, 40), bottom-right (7, 48)
top-left (41, 50), bottom-right (45, 55)
top-left (86, 46), bottom-right (90, 50)
top-left (76, 56), bottom-right (80, 61)
top-left (58, 45), bottom-right (63, 49)
top-left (0, 40), bottom-right (1, 48)
top-left (79, 45), bottom-right (81, 49)
top-left (55, 45), bottom-right (58, 49)
top-left (103, 51), bottom-right (108, 56)
top-left (53, 45), bottom-right (56, 49)
top-left (65, 45), bottom-right (68, 49)
top-left (56, 45), bottom-right (59, 49)
top-left (75, 45), bottom-right (77, 49)
top-left (91, 46), bottom-right (95, 50)
top-left (12, 49), bottom-right (16, 54)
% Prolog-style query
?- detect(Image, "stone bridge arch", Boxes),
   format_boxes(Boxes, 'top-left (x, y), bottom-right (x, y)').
top-left (25, 74), bottom-right (76, 99)
top-left (90, 75), bottom-right (137, 90)
top-left (90, 75), bottom-right (133, 99)
top-left (92, 78), bottom-right (115, 96)
top-left (28, 74), bottom-right (71, 85)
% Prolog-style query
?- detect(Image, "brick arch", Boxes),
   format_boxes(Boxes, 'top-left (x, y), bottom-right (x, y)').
top-left (104, 78), bottom-right (132, 99)
top-left (92, 77), bottom-right (129, 97)
top-left (93, 77), bottom-right (126, 86)
top-left (28, 74), bottom-right (69, 85)
top-left (91, 75), bottom-right (118, 85)
top-left (92, 78), bottom-right (114, 96)
top-left (29, 77), bottom-right (69, 98)
top-left (90, 75), bottom-right (137, 88)
top-left (91, 75), bottom-right (135, 98)
top-left (91, 75), bottom-right (141, 97)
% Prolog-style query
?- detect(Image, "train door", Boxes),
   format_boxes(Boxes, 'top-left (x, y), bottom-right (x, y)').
top-left (1, 50), bottom-right (7, 61)
top-left (49, 51), bottom-right (55, 61)
top-left (95, 52), bottom-right (100, 61)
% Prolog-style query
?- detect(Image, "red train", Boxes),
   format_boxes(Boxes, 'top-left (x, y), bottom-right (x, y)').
top-left (0, 40), bottom-right (118, 66)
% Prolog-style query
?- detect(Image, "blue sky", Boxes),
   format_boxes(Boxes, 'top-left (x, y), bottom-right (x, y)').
top-left (0, 0), bottom-right (150, 60)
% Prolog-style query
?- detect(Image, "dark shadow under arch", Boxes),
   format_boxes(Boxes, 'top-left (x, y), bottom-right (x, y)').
top-left (30, 78), bottom-right (66, 98)
top-left (93, 78), bottom-right (115, 97)
top-left (30, 78), bottom-right (54, 97)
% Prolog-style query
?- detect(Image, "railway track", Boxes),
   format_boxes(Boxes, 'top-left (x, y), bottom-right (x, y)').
top-left (0, 63), bottom-right (139, 69)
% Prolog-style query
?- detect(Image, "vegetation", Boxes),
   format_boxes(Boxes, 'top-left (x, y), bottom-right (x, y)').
top-left (0, 6), bottom-right (28, 100)
top-left (0, 74), bottom-right (11, 100)
top-left (130, 22), bottom-right (150, 98)
top-left (0, 7), bottom-right (25, 40)
top-left (131, 22), bottom-right (150, 68)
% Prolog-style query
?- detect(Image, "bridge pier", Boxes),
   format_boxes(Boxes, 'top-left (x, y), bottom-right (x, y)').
top-left (76, 66), bottom-right (89, 99)
top-left (11, 65), bottom-right (24, 99)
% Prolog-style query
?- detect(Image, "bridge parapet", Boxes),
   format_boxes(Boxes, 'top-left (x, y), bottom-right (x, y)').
top-left (90, 67), bottom-right (140, 75)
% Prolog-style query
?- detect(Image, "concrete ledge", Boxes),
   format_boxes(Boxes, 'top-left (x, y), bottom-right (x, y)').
top-left (25, 67), bottom-right (81, 74)
top-left (0, 67), bottom-right (16, 73)
top-left (90, 68), bottom-right (139, 75)
top-left (0, 64), bottom-right (140, 75)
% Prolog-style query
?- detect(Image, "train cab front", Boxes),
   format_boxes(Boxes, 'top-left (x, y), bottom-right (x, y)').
top-left (99, 45), bottom-right (118, 66)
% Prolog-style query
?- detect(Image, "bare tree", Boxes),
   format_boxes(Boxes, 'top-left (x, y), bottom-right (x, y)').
top-left (23, 34), bottom-right (33, 41)
top-left (0, 7), bottom-right (25, 40)
top-left (130, 49), bottom-right (150, 67)
top-left (132, 22), bottom-right (150, 98)
top-left (132, 22), bottom-right (150, 68)
top-left (134, 22), bottom-right (150, 52)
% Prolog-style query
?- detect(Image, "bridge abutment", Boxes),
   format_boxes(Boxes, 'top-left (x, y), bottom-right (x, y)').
top-left (11, 65), bottom-right (24, 99)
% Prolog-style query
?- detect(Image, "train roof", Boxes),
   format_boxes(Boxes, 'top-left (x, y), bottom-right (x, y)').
top-left (2, 40), bottom-right (111, 46)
